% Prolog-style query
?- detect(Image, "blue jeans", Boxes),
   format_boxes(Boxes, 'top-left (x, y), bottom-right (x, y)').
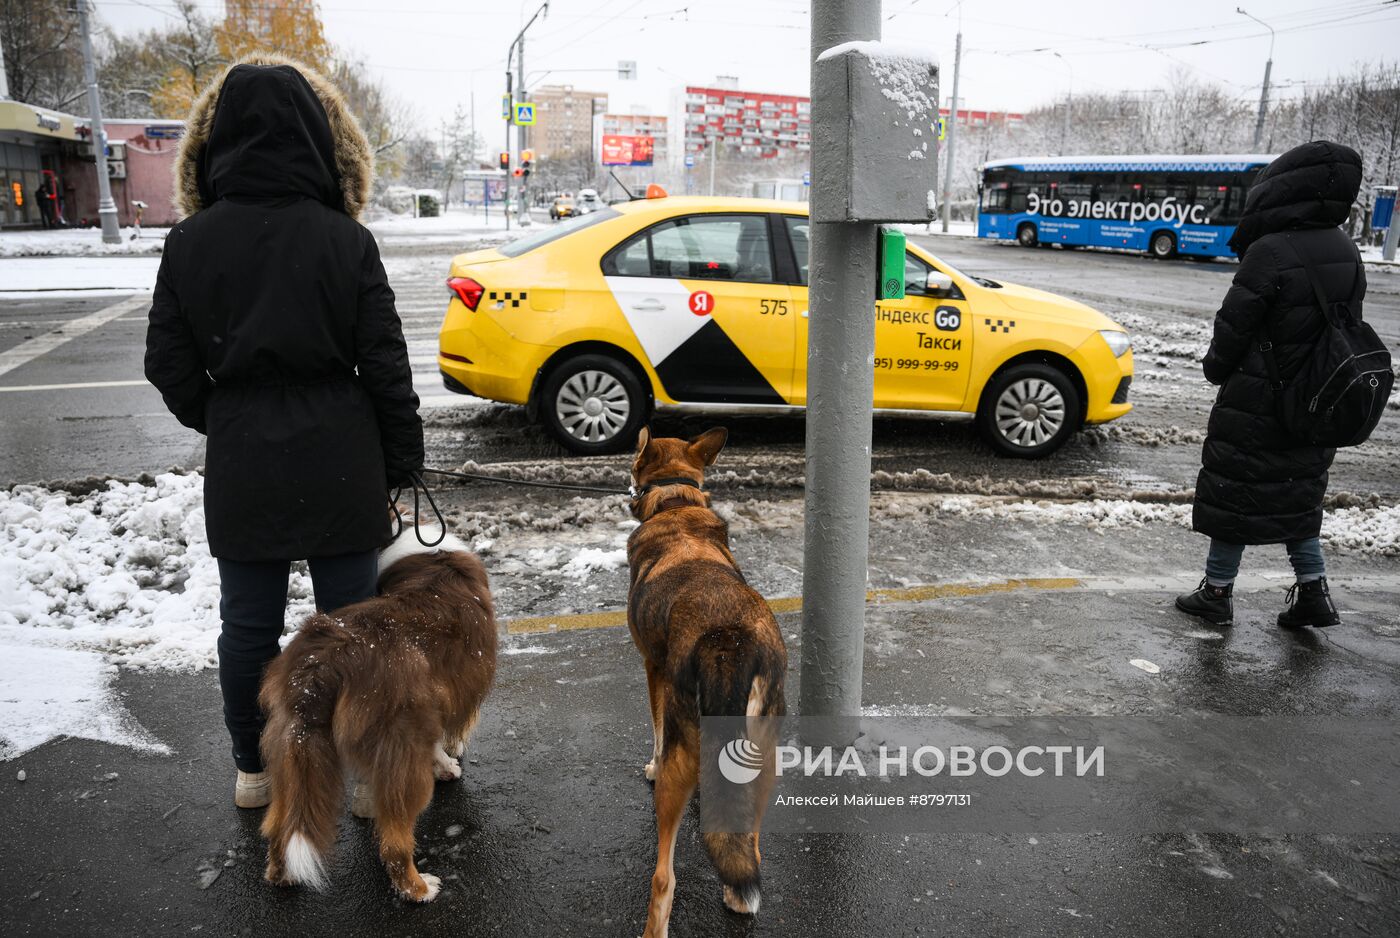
top-left (216, 550), bottom-right (379, 772)
top-left (1205, 537), bottom-right (1325, 587)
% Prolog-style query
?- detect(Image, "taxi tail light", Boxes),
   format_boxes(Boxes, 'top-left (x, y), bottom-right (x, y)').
top-left (447, 276), bottom-right (484, 310)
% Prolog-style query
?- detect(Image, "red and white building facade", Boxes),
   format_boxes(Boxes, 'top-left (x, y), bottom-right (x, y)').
top-left (674, 79), bottom-right (811, 162)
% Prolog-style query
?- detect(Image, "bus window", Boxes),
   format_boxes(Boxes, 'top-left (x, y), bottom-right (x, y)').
top-left (982, 184), bottom-right (1010, 212)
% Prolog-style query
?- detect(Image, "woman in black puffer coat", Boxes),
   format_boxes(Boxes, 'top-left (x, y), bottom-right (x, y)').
top-left (145, 55), bottom-right (423, 808)
top-left (1176, 141), bottom-right (1364, 630)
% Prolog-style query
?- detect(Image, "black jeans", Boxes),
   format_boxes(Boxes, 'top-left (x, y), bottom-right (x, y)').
top-left (216, 551), bottom-right (379, 772)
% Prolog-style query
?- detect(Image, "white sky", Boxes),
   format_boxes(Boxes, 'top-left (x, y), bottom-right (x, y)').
top-left (94, 0), bottom-right (1398, 142)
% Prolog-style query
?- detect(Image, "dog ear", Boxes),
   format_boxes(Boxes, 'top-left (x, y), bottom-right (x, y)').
top-left (635, 425), bottom-right (652, 455)
top-left (688, 427), bottom-right (728, 466)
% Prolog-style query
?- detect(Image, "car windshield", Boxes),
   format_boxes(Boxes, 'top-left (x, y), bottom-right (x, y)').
top-left (497, 208), bottom-right (621, 258)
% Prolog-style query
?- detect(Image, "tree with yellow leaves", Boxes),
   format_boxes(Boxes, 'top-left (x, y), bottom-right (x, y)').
top-left (216, 0), bottom-right (332, 73)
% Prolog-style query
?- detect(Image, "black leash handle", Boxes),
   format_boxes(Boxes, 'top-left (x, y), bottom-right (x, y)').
top-left (389, 470), bottom-right (448, 547)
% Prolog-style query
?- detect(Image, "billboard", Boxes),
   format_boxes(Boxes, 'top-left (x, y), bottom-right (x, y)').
top-left (601, 134), bottom-right (654, 167)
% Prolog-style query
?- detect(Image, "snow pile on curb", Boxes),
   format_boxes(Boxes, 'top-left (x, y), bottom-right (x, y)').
top-left (0, 228), bottom-right (165, 258)
top-left (932, 495), bottom-right (1400, 555)
top-left (0, 473), bottom-right (314, 671)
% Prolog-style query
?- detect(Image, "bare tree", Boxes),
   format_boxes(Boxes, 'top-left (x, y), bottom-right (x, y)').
top-left (1, 0), bottom-right (85, 110)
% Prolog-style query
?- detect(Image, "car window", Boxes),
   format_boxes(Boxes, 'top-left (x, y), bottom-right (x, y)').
top-left (498, 207), bottom-right (620, 258)
top-left (784, 216), bottom-right (810, 285)
top-left (644, 215), bottom-right (775, 282)
top-left (904, 252), bottom-right (933, 296)
top-left (609, 232), bottom-right (651, 277)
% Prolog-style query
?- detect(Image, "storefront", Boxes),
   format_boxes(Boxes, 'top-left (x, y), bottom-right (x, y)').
top-left (0, 101), bottom-right (183, 230)
top-left (0, 100), bottom-right (77, 228)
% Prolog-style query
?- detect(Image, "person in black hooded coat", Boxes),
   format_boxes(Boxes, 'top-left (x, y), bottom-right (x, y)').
top-left (1175, 141), bottom-right (1364, 630)
top-left (144, 55), bottom-right (423, 807)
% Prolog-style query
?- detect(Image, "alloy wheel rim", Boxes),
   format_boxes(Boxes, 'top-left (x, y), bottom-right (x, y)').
top-left (995, 378), bottom-right (1066, 447)
top-left (556, 370), bottom-right (631, 443)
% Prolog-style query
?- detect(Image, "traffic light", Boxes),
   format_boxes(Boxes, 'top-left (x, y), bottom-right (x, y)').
top-left (512, 168), bottom-right (524, 178)
top-left (520, 149), bottom-right (533, 179)
top-left (498, 151), bottom-right (509, 170)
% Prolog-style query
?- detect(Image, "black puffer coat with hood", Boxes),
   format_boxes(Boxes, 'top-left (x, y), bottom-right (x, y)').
top-left (145, 55), bottom-right (423, 561)
top-left (1192, 141), bottom-right (1365, 545)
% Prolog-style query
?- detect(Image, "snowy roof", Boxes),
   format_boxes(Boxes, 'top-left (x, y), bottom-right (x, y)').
top-left (982, 154), bottom-right (1278, 173)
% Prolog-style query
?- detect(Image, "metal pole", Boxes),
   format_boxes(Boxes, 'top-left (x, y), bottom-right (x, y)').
top-left (708, 132), bottom-right (718, 196)
top-left (76, 1), bottom-right (120, 244)
top-left (1237, 8), bottom-right (1275, 150)
top-left (801, 0), bottom-right (882, 719)
top-left (518, 31), bottom-right (530, 226)
top-left (939, 28), bottom-right (961, 233)
top-left (1384, 209), bottom-right (1400, 262)
top-left (504, 69), bottom-right (512, 231)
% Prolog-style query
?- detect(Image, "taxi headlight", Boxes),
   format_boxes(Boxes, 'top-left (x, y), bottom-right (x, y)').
top-left (1098, 329), bottom-right (1131, 358)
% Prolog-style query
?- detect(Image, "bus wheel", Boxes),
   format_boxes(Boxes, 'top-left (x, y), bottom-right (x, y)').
top-left (1016, 223), bottom-right (1039, 247)
top-left (978, 363), bottom-right (1082, 458)
top-left (1150, 231), bottom-right (1176, 258)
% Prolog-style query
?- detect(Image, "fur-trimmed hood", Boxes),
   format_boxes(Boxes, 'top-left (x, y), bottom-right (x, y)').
top-left (175, 53), bottom-right (372, 219)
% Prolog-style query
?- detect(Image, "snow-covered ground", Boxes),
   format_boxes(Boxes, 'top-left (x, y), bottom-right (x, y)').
top-left (364, 208), bottom-right (520, 249)
top-left (0, 227), bottom-right (166, 259)
top-left (0, 255), bottom-right (161, 298)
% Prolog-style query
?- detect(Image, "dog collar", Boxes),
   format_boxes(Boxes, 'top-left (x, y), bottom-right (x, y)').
top-left (628, 477), bottom-right (703, 500)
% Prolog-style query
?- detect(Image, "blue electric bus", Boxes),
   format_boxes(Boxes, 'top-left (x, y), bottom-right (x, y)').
top-left (977, 154), bottom-right (1276, 259)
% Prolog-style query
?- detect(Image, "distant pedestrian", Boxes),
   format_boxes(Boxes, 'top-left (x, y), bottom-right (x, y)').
top-left (1176, 141), bottom-right (1369, 629)
top-left (144, 54), bottom-right (423, 809)
top-left (35, 176), bottom-right (56, 228)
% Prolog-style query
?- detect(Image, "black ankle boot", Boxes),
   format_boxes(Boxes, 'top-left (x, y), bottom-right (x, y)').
top-left (1175, 578), bottom-right (1234, 626)
top-left (1277, 577), bottom-right (1340, 628)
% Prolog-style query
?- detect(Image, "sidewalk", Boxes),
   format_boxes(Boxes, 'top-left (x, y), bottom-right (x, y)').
top-left (4, 578), bottom-right (1398, 936)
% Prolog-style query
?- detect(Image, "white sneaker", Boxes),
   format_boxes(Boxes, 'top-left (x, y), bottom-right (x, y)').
top-left (234, 770), bottom-right (271, 809)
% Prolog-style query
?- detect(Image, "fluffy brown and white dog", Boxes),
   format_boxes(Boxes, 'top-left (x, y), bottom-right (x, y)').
top-left (258, 523), bottom-right (496, 902)
top-left (627, 428), bottom-right (788, 938)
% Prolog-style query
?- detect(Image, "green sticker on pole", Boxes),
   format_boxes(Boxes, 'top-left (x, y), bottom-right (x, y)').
top-left (879, 228), bottom-right (906, 300)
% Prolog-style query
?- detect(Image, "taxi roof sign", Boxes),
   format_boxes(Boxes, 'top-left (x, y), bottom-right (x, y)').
top-left (513, 102), bottom-right (536, 126)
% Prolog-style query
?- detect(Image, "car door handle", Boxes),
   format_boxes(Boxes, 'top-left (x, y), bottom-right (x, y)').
top-left (630, 299), bottom-right (667, 312)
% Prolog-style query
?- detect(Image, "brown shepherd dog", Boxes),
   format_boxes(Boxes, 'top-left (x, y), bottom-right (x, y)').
top-left (627, 427), bottom-right (788, 938)
top-left (258, 524), bottom-right (496, 901)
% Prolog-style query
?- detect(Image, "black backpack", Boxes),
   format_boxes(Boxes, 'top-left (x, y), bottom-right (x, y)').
top-left (1259, 236), bottom-right (1392, 448)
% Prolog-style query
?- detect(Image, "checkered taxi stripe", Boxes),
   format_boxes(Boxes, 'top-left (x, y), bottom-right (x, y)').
top-left (488, 290), bottom-right (528, 308)
top-left (984, 318), bottom-right (1016, 333)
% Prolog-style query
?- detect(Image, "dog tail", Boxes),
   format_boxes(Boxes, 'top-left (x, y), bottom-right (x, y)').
top-left (259, 616), bottom-right (347, 892)
top-left (688, 627), bottom-right (785, 915)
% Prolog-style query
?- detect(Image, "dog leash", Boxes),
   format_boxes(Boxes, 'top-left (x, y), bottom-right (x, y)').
top-left (389, 470), bottom-right (448, 547)
top-left (418, 465), bottom-right (630, 497)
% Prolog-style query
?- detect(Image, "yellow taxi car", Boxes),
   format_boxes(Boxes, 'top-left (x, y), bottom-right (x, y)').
top-left (438, 195), bottom-right (1133, 457)
top-left (549, 196), bottom-right (575, 221)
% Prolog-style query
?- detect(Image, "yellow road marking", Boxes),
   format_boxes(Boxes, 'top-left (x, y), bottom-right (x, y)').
top-left (505, 577), bottom-right (1083, 635)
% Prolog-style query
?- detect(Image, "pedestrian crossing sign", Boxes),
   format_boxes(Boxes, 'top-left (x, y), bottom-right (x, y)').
top-left (513, 102), bottom-right (536, 126)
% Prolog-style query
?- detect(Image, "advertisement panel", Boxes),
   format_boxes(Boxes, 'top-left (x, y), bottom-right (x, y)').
top-left (601, 134), bottom-right (654, 166)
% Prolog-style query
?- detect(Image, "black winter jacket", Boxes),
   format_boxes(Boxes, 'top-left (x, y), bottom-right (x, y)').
top-left (145, 57), bottom-right (423, 561)
top-left (1192, 141), bottom-right (1365, 545)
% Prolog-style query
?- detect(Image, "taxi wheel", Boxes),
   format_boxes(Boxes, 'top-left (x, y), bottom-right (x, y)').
top-left (541, 354), bottom-right (648, 455)
top-left (1016, 223), bottom-right (1039, 247)
top-left (977, 363), bottom-right (1082, 459)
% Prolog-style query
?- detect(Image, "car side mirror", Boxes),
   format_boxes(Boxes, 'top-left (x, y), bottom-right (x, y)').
top-left (925, 271), bottom-right (955, 297)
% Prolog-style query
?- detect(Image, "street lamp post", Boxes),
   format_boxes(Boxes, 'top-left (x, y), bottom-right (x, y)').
top-left (1237, 7), bottom-right (1275, 150)
top-left (1053, 51), bottom-right (1073, 156)
top-left (506, 1), bottom-right (550, 229)
top-left (75, 0), bottom-right (120, 244)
